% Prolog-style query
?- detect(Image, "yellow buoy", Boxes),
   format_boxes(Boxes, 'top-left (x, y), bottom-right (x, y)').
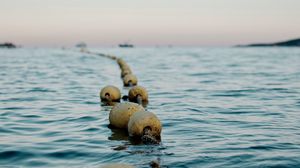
top-left (128, 111), bottom-right (162, 143)
top-left (117, 58), bottom-right (125, 65)
top-left (117, 58), bottom-right (128, 68)
top-left (128, 86), bottom-right (148, 104)
top-left (100, 85), bottom-right (121, 102)
top-left (121, 69), bottom-right (132, 78)
top-left (119, 62), bottom-right (129, 69)
top-left (123, 74), bottom-right (138, 86)
top-left (120, 65), bottom-right (131, 72)
top-left (109, 102), bottom-right (145, 129)
top-left (117, 58), bottom-right (131, 71)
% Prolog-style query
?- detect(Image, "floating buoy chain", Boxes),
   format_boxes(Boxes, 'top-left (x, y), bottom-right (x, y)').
top-left (80, 49), bottom-right (161, 145)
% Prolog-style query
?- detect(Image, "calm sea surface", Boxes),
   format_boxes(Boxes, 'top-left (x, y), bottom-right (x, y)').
top-left (0, 47), bottom-right (300, 168)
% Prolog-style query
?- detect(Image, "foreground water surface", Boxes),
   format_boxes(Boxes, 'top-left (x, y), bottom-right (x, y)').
top-left (0, 47), bottom-right (300, 167)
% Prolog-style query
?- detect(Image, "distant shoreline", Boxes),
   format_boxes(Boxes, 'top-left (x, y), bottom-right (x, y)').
top-left (236, 38), bottom-right (300, 47)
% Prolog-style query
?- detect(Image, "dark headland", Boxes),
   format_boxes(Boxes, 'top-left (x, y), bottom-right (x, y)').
top-left (0, 42), bottom-right (17, 48)
top-left (236, 38), bottom-right (300, 47)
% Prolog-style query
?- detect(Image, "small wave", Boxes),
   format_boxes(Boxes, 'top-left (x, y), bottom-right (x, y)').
top-left (211, 93), bottom-right (248, 97)
top-left (188, 72), bottom-right (220, 76)
top-left (83, 101), bottom-right (98, 105)
top-left (0, 127), bottom-right (17, 133)
top-left (26, 87), bottom-right (56, 93)
top-left (0, 107), bottom-right (30, 111)
top-left (45, 150), bottom-right (91, 159)
top-left (66, 116), bottom-right (98, 122)
top-left (1, 97), bottom-right (38, 102)
top-left (20, 114), bottom-right (41, 118)
top-left (10, 126), bottom-right (42, 132)
top-left (219, 109), bottom-right (284, 117)
top-left (199, 80), bottom-right (216, 83)
top-left (183, 88), bottom-right (204, 92)
top-left (0, 150), bottom-right (35, 161)
top-left (82, 127), bottom-right (100, 132)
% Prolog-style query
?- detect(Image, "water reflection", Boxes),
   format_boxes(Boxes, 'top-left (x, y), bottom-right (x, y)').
top-left (107, 125), bottom-right (145, 146)
top-left (108, 127), bottom-right (129, 141)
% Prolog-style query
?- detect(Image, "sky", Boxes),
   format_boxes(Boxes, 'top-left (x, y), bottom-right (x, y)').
top-left (1, 0), bottom-right (300, 47)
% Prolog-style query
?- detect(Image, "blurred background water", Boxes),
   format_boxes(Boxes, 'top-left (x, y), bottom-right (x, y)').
top-left (0, 47), bottom-right (300, 168)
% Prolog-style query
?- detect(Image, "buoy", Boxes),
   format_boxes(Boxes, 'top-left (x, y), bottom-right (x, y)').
top-left (121, 69), bottom-right (132, 78)
top-left (117, 58), bottom-right (128, 68)
top-left (101, 164), bottom-right (135, 168)
top-left (120, 64), bottom-right (131, 72)
top-left (150, 160), bottom-right (160, 168)
top-left (117, 58), bottom-right (125, 65)
top-left (100, 85), bottom-right (121, 103)
top-left (117, 59), bottom-right (131, 71)
top-left (123, 74), bottom-right (138, 86)
top-left (119, 62), bottom-right (129, 68)
top-left (128, 86), bottom-right (148, 104)
top-left (109, 102), bottom-right (145, 129)
top-left (128, 111), bottom-right (162, 144)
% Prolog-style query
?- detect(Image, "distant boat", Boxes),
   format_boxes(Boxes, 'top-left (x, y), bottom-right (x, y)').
top-left (76, 42), bottom-right (87, 48)
top-left (119, 43), bottom-right (134, 48)
top-left (0, 42), bottom-right (17, 48)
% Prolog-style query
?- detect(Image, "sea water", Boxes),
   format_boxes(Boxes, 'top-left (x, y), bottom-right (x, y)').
top-left (0, 47), bottom-right (300, 167)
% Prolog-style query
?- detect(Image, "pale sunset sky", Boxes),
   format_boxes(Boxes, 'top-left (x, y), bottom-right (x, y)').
top-left (1, 0), bottom-right (300, 47)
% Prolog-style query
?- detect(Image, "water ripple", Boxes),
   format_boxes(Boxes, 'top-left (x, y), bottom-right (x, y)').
top-left (1, 48), bottom-right (300, 167)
